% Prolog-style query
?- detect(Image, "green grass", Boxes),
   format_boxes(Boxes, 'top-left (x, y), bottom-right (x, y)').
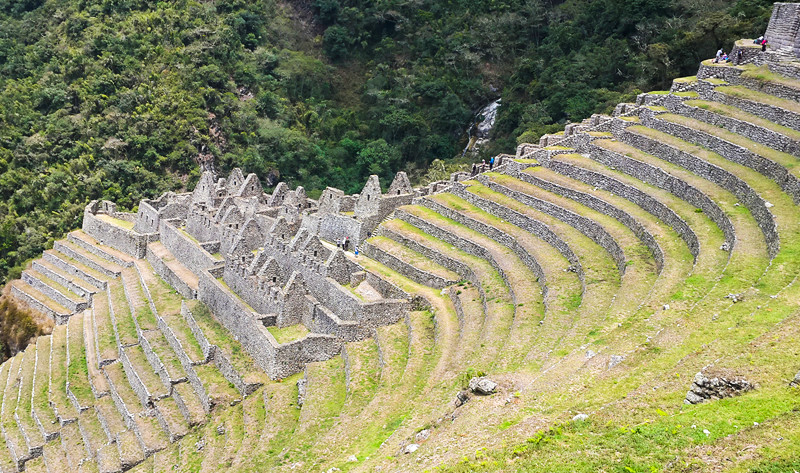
top-left (686, 99), bottom-right (800, 141)
top-left (109, 279), bottom-right (138, 346)
top-left (741, 64), bottom-right (800, 90)
top-left (716, 85), bottom-right (800, 115)
top-left (187, 300), bottom-right (265, 384)
top-left (67, 314), bottom-right (94, 406)
top-left (266, 324), bottom-right (309, 344)
top-left (97, 214), bottom-right (135, 230)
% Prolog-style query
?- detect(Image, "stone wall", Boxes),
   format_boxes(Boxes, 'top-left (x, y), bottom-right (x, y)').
top-left (82, 207), bottom-right (158, 259)
top-left (584, 143), bottom-right (734, 253)
top-left (619, 129), bottom-right (780, 257)
top-left (662, 95), bottom-right (800, 157)
top-left (516, 169), bottom-right (665, 272)
top-left (765, 3), bottom-right (800, 56)
top-left (159, 220), bottom-right (222, 276)
top-left (645, 114), bottom-right (800, 205)
top-left (474, 175), bottom-right (626, 275)
top-left (145, 245), bottom-right (196, 299)
top-left (451, 183), bottom-right (586, 279)
top-left (549, 155), bottom-right (696, 265)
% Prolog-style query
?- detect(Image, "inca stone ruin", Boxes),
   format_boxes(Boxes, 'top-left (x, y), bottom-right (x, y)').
top-left (2, 3), bottom-right (800, 472)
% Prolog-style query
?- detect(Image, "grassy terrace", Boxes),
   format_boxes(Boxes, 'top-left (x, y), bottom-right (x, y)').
top-left (11, 280), bottom-right (70, 315)
top-left (740, 64), bottom-right (800, 91)
top-left (365, 235), bottom-right (460, 282)
top-left (186, 300), bottom-right (267, 386)
top-left (657, 113), bottom-right (800, 176)
top-left (468, 177), bottom-right (622, 344)
top-left (15, 345), bottom-right (41, 451)
top-left (92, 291), bottom-right (118, 363)
top-left (266, 324), bottom-right (309, 345)
top-left (399, 203), bottom-right (545, 372)
top-left (540, 153), bottom-right (698, 306)
top-left (685, 98), bottom-right (800, 141)
top-left (716, 85), bottom-right (800, 114)
top-left (123, 268), bottom-right (158, 331)
top-left (32, 336), bottom-right (59, 439)
top-left (109, 278), bottom-right (138, 347)
top-left (49, 324), bottom-right (78, 421)
top-left (0, 353), bottom-right (26, 461)
top-left (135, 262), bottom-right (205, 362)
top-left (429, 189), bottom-right (595, 367)
top-left (26, 268), bottom-right (84, 304)
top-left (67, 313), bottom-right (94, 408)
top-left (97, 214), bottom-right (135, 230)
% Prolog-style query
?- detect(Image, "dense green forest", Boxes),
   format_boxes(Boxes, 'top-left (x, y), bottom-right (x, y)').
top-left (0, 0), bottom-right (776, 283)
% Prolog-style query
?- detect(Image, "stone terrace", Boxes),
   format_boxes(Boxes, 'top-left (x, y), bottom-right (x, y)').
top-left (3, 5), bottom-right (800, 471)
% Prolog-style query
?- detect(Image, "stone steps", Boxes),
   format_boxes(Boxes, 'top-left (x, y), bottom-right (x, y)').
top-left (181, 301), bottom-right (266, 396)
top-left (92, 396), bottom-right (144, 469)
top-left (145, 242), bottom-right (198, 300)
top-left (121, 268), bottom-right (158, 334)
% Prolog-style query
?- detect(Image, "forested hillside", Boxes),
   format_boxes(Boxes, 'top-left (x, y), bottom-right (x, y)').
top-left (0, 0), bottom-right (775, 283)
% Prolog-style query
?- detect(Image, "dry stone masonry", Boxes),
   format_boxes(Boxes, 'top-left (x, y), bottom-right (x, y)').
top-left (3, 3), bottom-right (800, 471)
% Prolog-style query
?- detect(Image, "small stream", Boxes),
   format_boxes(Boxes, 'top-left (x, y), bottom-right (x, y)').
top-left (462, 99), bottom-right (501, 156)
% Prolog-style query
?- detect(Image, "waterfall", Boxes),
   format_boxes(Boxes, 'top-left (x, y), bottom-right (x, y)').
top-left (462, 99), bottom-right (501, 156)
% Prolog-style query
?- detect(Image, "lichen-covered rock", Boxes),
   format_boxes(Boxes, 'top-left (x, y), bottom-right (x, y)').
top-left (454, 390), bottom-right (470, 407)
top-left (685, 371), bottom-right (754, 404)
top-left (468, 377), bottom-right (497, 395)
top-left (790, 370), bottom-right (800, 387)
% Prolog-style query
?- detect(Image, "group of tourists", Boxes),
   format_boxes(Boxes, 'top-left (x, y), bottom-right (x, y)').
top-left (337, 235), bottom-right (363, 256)
top-left (714, 35), bottom-right (768, 66)
top-left (471, 156), bottom-right (497, 176)
top-left (715, 47), bottom-right (743, 64)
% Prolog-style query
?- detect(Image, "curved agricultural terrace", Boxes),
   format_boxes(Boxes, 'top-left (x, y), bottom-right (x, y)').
top-left (5, 12), bottom-right (800, 473)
